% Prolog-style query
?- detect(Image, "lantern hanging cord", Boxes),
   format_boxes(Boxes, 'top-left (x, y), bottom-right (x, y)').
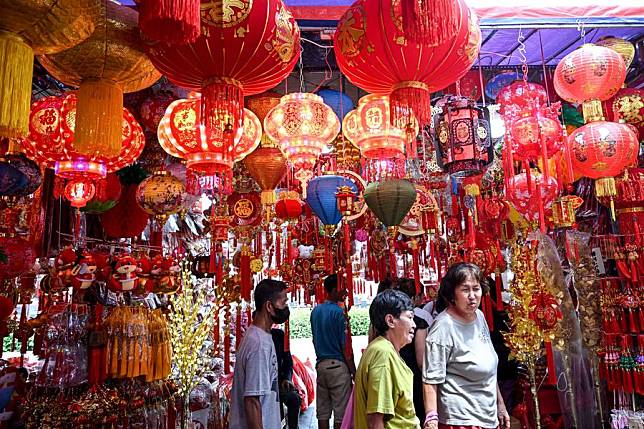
top-left (298, 46), bottom-right (305, 93)
top-left (301, 37), bottom-right (333, 49)
top-left (517, 26), bottom-right (528, 81)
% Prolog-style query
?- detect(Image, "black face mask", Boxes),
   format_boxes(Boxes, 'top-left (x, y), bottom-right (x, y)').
top-left (270, 304), bottom-right (290, 324)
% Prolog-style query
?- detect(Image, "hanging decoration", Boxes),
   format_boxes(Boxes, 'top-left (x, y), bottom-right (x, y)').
top-left (603, 87), bottom-right (644, 138)
top-left (553, 43), bottom-right (627, 123)
top-left (432, 95), bottom-right (493, 177)
top-left (137, 0), bottom-right (201, 46)
top-left (136, 170), bottom-right (185, 246)
top-left (158, 94), bottom-right (262, 194)
top-left (147, 0), bottom-right (300, 157)
top-left (506, 170), bottom-right (559, 230)
top-left (343, 94), bottom-right (418, 179)
top-left (306, 175), bottom-right (359, 230)
top-left (0, 0), bottom-right (98, 138)
top-left (334, 0), bottom-right (481, 128)
top-left (400, 0), bottom-right (459, 46)
top-left (243, 146), bottom-right (287, 207)
top-left (38, 1), bottom-right (160, 157)
top-left (264, 93), bottom-right (340, 194)
top-left (0, 144), bottom-right (42, 204)
top-left (445, 70), bottom-right (485, 101)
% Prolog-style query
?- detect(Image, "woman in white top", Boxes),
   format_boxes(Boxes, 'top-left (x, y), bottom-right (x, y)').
top-left (421, 263), bottom-right (511, 429)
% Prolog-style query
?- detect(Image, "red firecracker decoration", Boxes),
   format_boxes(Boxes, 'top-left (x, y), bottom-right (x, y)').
top-left (334, 0), bottom-right (481, 127)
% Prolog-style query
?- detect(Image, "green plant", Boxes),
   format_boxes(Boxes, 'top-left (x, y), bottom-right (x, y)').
top-left (288, 307), bottom-right (371, 339)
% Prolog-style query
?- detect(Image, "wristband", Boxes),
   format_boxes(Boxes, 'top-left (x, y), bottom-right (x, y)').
top-left (424, 411), bottom-right (438, 424)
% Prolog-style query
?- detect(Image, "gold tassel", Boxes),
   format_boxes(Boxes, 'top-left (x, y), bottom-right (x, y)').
top-left (74, 79), bottom-right (123, 157)
top-left (595, 177), bottom-right (617, 221)
top-left (0, 33), bottom-right (33, 138)
top-left (582, 100), bottom-right (604, 123)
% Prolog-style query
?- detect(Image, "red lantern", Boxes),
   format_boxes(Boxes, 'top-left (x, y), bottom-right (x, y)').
top-left (0, 236), bottom-right (33, 279)
top-left (554, 44), bottom-right (627, 123)
top-left (496, 81), bottom-right (548, 119)
top-left (64, 180), bottom-right (96, 208)
top-left (147, 0), bottom-right (300, 139)
top-left (275, 193), bottom-right (303, 221)
top-left (529, 292), bottom-right (562, 331)
top-left (507, 171), bottom-right (559, 223)
top-left (334, 0), bottom-right (481, 127)
top-left (139, 91), bottom-right (175, 131)
top-left (445, 70), bottom-right (485, 101)
top-left (509, 113), bottom-right (564, 161)
top-left (101, 185), bottom-right (150, 238)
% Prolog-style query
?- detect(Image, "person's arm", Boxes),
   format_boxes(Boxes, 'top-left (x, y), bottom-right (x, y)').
top-left (414, 327), bottom-right (428, 370)
top-left (422, 384), bottom-right (439, 429)
top-left (366, 413), bottom-right (386, 429)
top-left (497, 383), bottom-right (511, 429)
top-left (244, 396), bottom-right (263, 429)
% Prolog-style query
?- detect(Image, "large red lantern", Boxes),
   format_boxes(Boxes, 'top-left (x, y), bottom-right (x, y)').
top-left (554, 44), bottom-right (627, 123)
top-left (334, 0), bottom-right (481, 127)
top-left (158, 95), bottom-right (262, 175)
top-left (146, 0), bottom-right (300, 140)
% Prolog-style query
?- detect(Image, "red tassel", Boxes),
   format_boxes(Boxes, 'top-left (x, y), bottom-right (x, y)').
top-left (401, 0), bottom-right (459, 46)
top-left (628, 309), bottom-right (638, 334)
top-left (638, 309), bottom-right (644, 334)
top-left (224, 332), bottom-right (231, 374)
top-left (390, 83), bottom-right (432, 126)
top-left (483, 295), bottom-right (494, 331)
top-left (139, 0), bottom-right (201, 45)
top-left (412, 246), bottom-right (421, 295)
top-left (284, 320), bottom-right (290, 352)
top-left (537, 182), bottom-right (546, 233)
top-left (495, 272), bottom-right (504, 311)
top-left (545, 341), bottom-right (557, 385)
top-left (235, 306), bottom-right (243, 350)
top-left (275, 230), bottom-right (281, 268)
top-left (240, 247), bottom-right (251, 302)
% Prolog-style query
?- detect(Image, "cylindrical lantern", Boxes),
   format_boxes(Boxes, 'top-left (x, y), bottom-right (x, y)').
top-left (38, 2), bottom-right (161, 157)
top-left (343, 95), bottom-right (417, 160)
top-left (554, 44), bottom-right (627, 123)
top-left (433, 95), bottom-right (493, 177)
top-left (334, 0), bottom-right (480, 127)
top-left (0, 0), bottom-right (98, 138)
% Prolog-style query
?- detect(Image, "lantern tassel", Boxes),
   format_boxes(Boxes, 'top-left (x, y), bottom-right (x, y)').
top-left (0, 33), bottom-right (32, 138)
top-left (201, 80), bottom-right (244, 138)
top-left (390, 81), bottom-right (432, 126)
top-left (75, 80), bottom-right (123, 158)
top-left (240, 245), bottom-right (251, 301)
top-left (595, 177), bottom-right (617, 221)
top-left (138, 0), bottom-right (201, 45)
top-left (401, 0), bottom-right (459, 47)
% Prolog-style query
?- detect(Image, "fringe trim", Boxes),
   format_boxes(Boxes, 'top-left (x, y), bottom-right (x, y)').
top-left (401, 0), bottom-right (460, 46)
top-left (75, 80), bottom-right (123, 158)
top-left (0, 34), bottom-right (33, 138)
top-left (139, 0), bottom-right (201, 45)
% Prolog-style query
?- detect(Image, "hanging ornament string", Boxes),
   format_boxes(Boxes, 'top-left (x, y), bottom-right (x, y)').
top-left (538, 30), bottom-right (552, 107)
top-left (517, 26), bottom-right (529, 84)
top-left (298, 45), bottom-right (305, 94)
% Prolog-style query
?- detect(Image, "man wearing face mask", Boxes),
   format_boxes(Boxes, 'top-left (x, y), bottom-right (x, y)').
top-left (230, 279), bottom-right (290, 429)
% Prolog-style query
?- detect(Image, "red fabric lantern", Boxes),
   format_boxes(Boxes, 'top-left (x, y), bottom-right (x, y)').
top-left (334, 0), bottom-right (480, 127)
top-left (507, 171), bottom-right (559, 223)
top-left (604, 87), bottom-right (644, 138)
top-left (146, 0), bottom-right (300, 139)
top-left (137, 0), bottom-right (200, 46)
top-left (569, 121), bottom-right (638, 180)
top-left (554, 44), bottom-right (627, 123)
top-left (158, 95), bottom-right (261, 176)
top-left (139, 91), bottom-right (175, 132)
top-left (275, 196), bottom-right (303, 221)
top-left (64, 180), bottom-right (96, 208)
top-left (101, 185), bottom-right (150, 238)
top-left (445, 70), bottom-right (485, 101)
top-left (496, 81), bottom-right (548, 119)
top-left (509, 114), bottom-right (564, 161)
top-left (20, 93), bottom-right (144, 179)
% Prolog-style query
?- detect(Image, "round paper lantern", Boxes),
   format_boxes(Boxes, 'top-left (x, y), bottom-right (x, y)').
top-left (38, 1), bottom-right (161, 157)
top-left (0, 152), bottom-right (41, 198)
top-left (445, 70), bottom-right (485, 101)
top-left (363, 179), bottom-right (417, 227)
top-left (157, 95), bottom-right (261, 174)
top-left (146, 0), bottom-right (300, 142)
top-left (604, 87), bottom-right (643, 138)
top-left (569, 121), bottom-right (638, 180)
top-left (595, 37), bottom-right (636, 68)
top-left (264, 93), bottom-right (340, 190)
top-left (136, 170), bottom-right (185, 220)
top-left (496, 81), bottom-right (548, 119)
top-left (507, 171), bottom-right (558, 222)
top-left (20, 93), bottom-right (144, 181)
top-left (509, 114), bottom-right (564, 161)
top-left (101, 185), bottom-right (150, 238)
top-left (554, 44), bottom-right (627, 123)
top-left (317, 88), bottom-right (355, 124)
top-left (243, 146), bottom-right (287, 205)
top-left (0, 0), bottom-right (98, 138)
top-left (334, 0), bottom-right (481, 126)
top-left (305, 175), bottom-right (358, 226)
top-left (343, 94), bottom-right (416, 160)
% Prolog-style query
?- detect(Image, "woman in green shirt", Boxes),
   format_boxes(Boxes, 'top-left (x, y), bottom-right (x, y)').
top-left (354, 289), bottom-right (421, 429)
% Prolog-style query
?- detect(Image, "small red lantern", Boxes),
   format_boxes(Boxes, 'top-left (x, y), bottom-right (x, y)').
top-left (529, 292), bottom-right (562, 331)
top-left (603, 87), bottom-right (644, 138)
top-left (336, 186), bottom-right (356, 217)
top-left (64, 180), bottom-right (96, 208)
top-left (496, 81), bottom-right (548, 119)
top-left (507, 171), bottom-right (559, 224)
top-left (554, 44), bottom-right (627, 123)
top-left (509, 113), bottom-right (564, 161)
top-left (433, 95), bottom-right (493, 177)
top-left (139, 91), bottom-right (175, 132)
top-left (445, 70), bottom-right (485, 101)
top-left (275, 192), bottom-right (303, 221)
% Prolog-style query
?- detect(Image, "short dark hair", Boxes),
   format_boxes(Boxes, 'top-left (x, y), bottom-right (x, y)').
top-left (254, 279), bottom-right (287, 312)
top-left (369, 289), bottom-right (414, 337)
top-left (324, 274), bottom-right (338, 294)
top-left (435, 262), bottom-right (488, 313)
top-left (396, 277), bottom-right (416, 299)
top-left (376, 277), bottom-right (394, 294)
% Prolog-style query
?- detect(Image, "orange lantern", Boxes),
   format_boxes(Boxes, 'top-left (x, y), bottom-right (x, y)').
top-left (554, 44), bottom-right (627, 123)
top-left (264, 93), bottom-right (340, 193)
top-left (243, 146), bottom-right (287, 205)
top-left (343, 95), bottom-right (417, 160)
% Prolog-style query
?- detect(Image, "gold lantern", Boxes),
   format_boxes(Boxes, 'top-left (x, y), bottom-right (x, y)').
top-left (38, 1), bottom-right (161, 158)
top-left (0, 0), bottom-right (99, 138)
